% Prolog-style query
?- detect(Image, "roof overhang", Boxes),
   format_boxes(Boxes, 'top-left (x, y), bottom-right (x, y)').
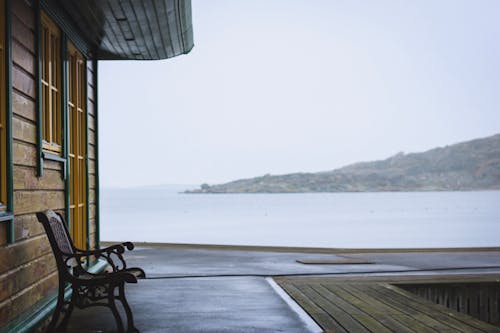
top-left (58, 0), bottom-right (194, 60)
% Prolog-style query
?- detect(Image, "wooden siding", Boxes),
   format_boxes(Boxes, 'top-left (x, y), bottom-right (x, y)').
top-left (0, 0), bottom-right (98, 326)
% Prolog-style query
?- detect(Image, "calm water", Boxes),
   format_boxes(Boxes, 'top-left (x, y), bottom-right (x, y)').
top-left (101, 187), bottom-right (500, 248)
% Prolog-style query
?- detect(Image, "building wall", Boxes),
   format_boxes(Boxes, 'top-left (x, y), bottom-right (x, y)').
top-left (0, 0), bottom-right (98, 326)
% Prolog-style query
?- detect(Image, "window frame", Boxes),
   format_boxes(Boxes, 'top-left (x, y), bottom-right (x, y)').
top-left (67, 41), bottom-right (88, 250)
top-left (40, 11), bottom-right (62, 155)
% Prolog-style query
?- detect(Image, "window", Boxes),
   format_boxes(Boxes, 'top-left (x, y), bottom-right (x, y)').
top-left (40, 12), bottom-right (62, 154)
top-left (68, 42), bottom-right (87, 249)
top-left (0, 0), bottom-right (7, 211)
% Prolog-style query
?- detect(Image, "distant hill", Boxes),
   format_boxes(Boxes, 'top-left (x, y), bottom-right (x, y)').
top-left (186, 134), bottom-right (500, 193)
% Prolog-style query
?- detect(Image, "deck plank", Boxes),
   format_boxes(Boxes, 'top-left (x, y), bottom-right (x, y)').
top-left (359, 284), bottom-right (481, 333)
top-left (297, 284), bottom-right (371, 333)
top-left (276, 276), bottom-right (500, 333)
top-left (329, 284), bottom-right (428, 333)
top-left (336, 284), bottom-right (438, 333)
top-left (280, 283), bottom-right (346, 333)
top-left (315, 283), bottom-right (408, 333)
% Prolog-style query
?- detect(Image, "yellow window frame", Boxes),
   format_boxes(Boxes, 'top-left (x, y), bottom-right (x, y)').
top-left (68, 41), bottom-right (87, 249)
top-left (40, 11), bottom-right (62, 155)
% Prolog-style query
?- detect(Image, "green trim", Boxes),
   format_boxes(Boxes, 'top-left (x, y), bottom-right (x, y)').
top-left (35, 1), bottom-right (43, 177)
top-left (4, 0), bottom-right (14, 243)
top-left (40, 152), bottom-right (67, 184)
top-left (62, 34), bottom-right (70, 229)
top-left (1, 259), bottom-right (108, 333)
top-left (93, 60), bottom-right (100, 248)
top-left (42, 151), bottom-right (67, 163)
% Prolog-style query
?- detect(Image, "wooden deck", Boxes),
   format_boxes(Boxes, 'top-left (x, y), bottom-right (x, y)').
top-left (275, 274), bottom-right (500, 333)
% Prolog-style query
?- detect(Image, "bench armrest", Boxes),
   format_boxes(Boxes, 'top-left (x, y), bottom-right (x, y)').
top-left (74, 242), bottom-right (136, 273)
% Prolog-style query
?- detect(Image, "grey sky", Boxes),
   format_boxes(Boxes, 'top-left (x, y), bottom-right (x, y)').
top-left (99, 0), bottom-right (500, 188)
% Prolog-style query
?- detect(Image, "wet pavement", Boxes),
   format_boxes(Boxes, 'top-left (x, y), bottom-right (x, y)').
top-left (66, 245), bottom-right (500, 332)
top-left (125, 246), bottom-right (500, 277)
top-left (68, 277), bottom-right (316, 333)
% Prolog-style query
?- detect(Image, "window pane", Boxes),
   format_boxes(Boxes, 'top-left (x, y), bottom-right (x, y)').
top-left (42, 84), bottom-right (48, 140)
top-left (50, 34), bottom-right (55, 84)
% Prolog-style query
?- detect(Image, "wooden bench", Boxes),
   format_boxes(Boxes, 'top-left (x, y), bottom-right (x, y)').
top-left (37, 210), bottom-right (145, 333)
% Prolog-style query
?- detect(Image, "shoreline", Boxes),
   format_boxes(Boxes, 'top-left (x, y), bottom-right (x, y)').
top-left (183, 188), bottom-right (500, 194)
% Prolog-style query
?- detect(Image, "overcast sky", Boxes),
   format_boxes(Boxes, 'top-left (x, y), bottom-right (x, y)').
top-left (99, 0), bottom-right (500, 188)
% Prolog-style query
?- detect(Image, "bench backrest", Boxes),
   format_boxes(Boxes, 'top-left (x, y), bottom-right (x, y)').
top-left (36, 210), bottom-right (76, 270)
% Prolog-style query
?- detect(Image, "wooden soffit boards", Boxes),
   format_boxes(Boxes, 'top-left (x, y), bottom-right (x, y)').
top-left (54, 0), bottom-right (194, 60)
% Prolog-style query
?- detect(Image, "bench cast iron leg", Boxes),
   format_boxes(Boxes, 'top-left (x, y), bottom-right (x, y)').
top-left (108, 285), bottom-right (125, 333)
top-left (57, 301), bottom-right (74, 331)
top-left (47, 286), bottom-right (65, 332)
top-left (119, 282), bottom-right (138, 332)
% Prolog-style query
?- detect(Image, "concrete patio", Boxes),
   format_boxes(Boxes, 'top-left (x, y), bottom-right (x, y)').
top-left (65, 245), bottom-right (500, 332)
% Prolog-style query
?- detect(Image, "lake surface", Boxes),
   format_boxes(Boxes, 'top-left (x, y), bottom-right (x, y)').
top-left (101, 188), bottom-right (500, 248)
